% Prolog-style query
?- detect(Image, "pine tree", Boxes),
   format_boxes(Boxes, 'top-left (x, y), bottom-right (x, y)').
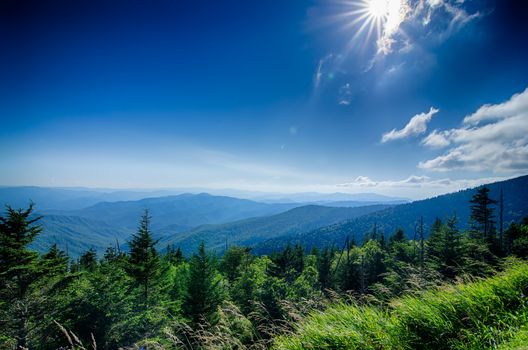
top-left (127, 209), bottom-right (160, 308)
top-left (184, 242), bottom-right (224, 325)
top-left (0, 204), bottom-right (42, 348)
top-left (220, 245), bottom-right (251, 282)
top-left (41, 243), bottom-right (69, 277)
top-left (231, 257), bottom-right (269, 315)
top-left (469, 186), bottom-right (498, 247)
top-left (388, 229), bottom-right (411, 263)
top-left (165, 244), bottom-right (185, 265)
top-left (317, 246), bottom-right (334, 291)
top-left (79, 248), bottom-right (97, 271)
top-left (389, 228), bottom-right (406, 245)
top-left (427, 216), bottom-right (462, 279)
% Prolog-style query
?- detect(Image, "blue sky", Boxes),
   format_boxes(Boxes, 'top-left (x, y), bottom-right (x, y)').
top-left (1, 0), bottom-right (527, 199)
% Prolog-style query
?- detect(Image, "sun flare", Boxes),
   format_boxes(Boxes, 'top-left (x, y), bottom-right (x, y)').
top-left (339, 0), bottom-right (409, 53)
top-left (368, 0), bottom-right (390, 18)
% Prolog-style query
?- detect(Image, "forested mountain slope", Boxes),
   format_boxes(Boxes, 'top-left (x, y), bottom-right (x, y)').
top-left (254, 175), bottom-right (528, 253)
top-left (30, 193), bottom-right (300, 256)
top-left (160, 204), bottom-right (391, 253)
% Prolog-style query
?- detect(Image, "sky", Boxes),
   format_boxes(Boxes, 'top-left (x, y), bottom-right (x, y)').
top-left (0, 0), bottom-right (527, 199)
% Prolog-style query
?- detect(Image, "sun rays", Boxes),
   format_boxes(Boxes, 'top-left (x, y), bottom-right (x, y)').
top-left (331, 0), bottom-right (409, 54)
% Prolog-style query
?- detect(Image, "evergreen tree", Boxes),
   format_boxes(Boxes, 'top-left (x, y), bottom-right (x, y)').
top-left (335, 245), bottom-right (360, 293)
top-left (0, 204), bottom-right (42, 348)
top-left (427, 216), bottom-right (462, 279)
top-left (184, 242), bottom-right (224, 325)
top-left (291, 254), bottom-right (320, 300)
top-left (220, 245), bottom-right (251, 282)
top-left (469, 186), bottom-right (498, 248)
top-left (127, 209), bottom-right (160, 308)
top-left (388, 229), bottom-right (412, 263)
top-left (165, 244), bottom-right (185, 265)
top-left (231, 257), bottom-right (269, 315)
top-left (506, 218), bottom-right (528, 258)
top-left (362, 239), bottom-right (386, 287)
top-left (270, 243), bottom-right (305, 283)
top-left (316, 245), bottom-right (334, 292)
top-left (79, 248), bottom-right (97, 272)
top-left (389, 228), bottom-right (406, 245)
top-left (41, 244), bottom-right (69, 277)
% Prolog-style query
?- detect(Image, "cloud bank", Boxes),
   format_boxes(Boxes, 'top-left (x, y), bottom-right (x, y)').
top-left (381, 107), bottom-right (439, 143)
top-left (377, 0), bottom-right (480, 55)
top-left (338, 174), bottom-right (508, 191)
top-left (419, 87), bottom-right (528, 172)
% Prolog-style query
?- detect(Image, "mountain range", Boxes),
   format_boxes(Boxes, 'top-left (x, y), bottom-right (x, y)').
top-left (2, 176), bottom-right (527, 258)
top-left (159, 204), bottom-right (392, 253)
top-left (252, 175), bottom-right (528, 254)
top-left (0, 188), bottom-right (403, 257)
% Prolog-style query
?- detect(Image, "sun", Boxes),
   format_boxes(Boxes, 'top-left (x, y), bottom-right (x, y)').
top-left (335, 0), bottom-right (408, 52)
top-left (368, 0), bottom-right (390, 18)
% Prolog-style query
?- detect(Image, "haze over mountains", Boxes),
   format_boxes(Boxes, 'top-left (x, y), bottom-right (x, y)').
top-left (0, 186), bottom-right (406, 257)
top-left (253, 175), bottom-right (528, 254)
top-left (159, 204), bottom-right (392, 253)
top-left (2, 175), bottom-right (527, 257)
top-left (0, 186), bottom-right (409, 210)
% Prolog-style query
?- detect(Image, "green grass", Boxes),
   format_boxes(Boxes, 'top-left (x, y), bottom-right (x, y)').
top-left (497, 325), bottom-right (528, 350)
top-left (274, 260), bottom-right (528, 350)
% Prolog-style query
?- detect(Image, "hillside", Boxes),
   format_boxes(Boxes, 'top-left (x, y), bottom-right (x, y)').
top-left (161, 204), bottom-right (391, 254)
top-left (27, 193), bottom-right (301, 257)
top-left (47, 193), bottom-right (299, 230)
top-left (31, 215), bottom-right (132, 258)
top-left (253, 175), bottom-right (528, 254)
top-left (274, 261), bottom-right (528, 350)
top-left (0, 186), bottom-right (183, 210)
top-left (0, 186), bottom-right (407, 211)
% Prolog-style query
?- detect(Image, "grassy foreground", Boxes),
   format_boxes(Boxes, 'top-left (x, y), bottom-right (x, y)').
top-left (274, 260), bottom-right (528, 350)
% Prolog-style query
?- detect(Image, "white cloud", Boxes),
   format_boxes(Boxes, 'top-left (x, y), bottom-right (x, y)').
top-left (422, 129), bottom-right (451, 148)
top-left (376, 0), bottom-right (411, 55)
top-left (403, 0), bottom-right (481, 49)
top-left (350, 175), bottom-right (378, 187)
top-left (381, 107), bottom-right (439, 143)
top-left (337, 174), bottom-right (508, 191)
top-left (463, 87), bottom-right (528, 125)
top-left (375, 0), bottom-right (479, 55)
top-left (419, 87), bottom-right (528, 172)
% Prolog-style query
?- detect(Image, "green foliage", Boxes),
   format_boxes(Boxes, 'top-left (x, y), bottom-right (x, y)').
top-left (426, 216), bottom-right (464, 279)
top-left (0, 204), bottom-right (42, 348)
top-left (41, 244), bottom-right (69, 277)
top-left (274, 260), bottom-right (528, 350)
top-left (316, 245), bottom-right (334, 292)
top-left (290, 255), bottom-right (320, 301)
top-left (469, 186), bottom-right (499, 248)
top-left (220, 245), bottom-right (251, 282)
top-left (127, 209), bottom-right (161, 308)
top-left (79, 248), bottom-right (97, 271)
top-left (507, 218), bottom-right (528, 258)
top-left (184, 242), bottom-right (226, 325)
top-left (231, 256), bottom-right (270, 315)
top-left (1, 188), bottom-right (528, 349)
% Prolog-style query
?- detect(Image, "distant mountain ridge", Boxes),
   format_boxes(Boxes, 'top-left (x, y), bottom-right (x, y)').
top-left (252, 175), bottom-right (528, 254)
top-left (0, 186), bottom-right (409, 257)
top-left (160, 204), bottom-right (392, 254)
top-left (6, 177), bottom-right (526, 258)
top-left (0, 186), bottom-right (181, 210)
top-left (44, 193), bottom-right (299, 229)
top-left (29, 193), bottom-right (302, 257)
top-left (0, 186), bottom-right (408, 210)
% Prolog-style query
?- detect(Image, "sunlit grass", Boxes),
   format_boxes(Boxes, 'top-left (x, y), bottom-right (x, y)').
top-left (274, 260), bottom-right (528, 350)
